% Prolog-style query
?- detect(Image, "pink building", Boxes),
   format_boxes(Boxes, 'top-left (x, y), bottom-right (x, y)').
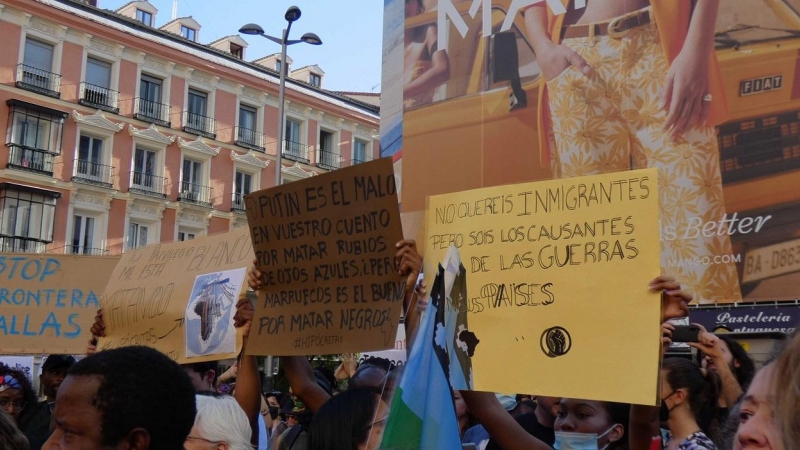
top-left (0, 0), bottom-right (380, 255)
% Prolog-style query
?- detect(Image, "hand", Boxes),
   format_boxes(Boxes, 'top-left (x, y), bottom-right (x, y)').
top-left (660, 322), bottom-right (675, 359)
top-left (396, 240), bottom-right (422, 293)
top-left (90, 309), bottom-right (106, 338)
top-left (688, 323), bottom-right (723, 361)
top-left (234, 297), bottom-right (255, 339)
top-left (648, 276), bottom-right (691, 322)
top-left (220, 361), bottom-right (239, 382)
top-left (660, 47), bottom-right (711, 140)
top-left (538, 41), bottom-right (591, 81)
top-left (247, 258), bottom-right (263, 291)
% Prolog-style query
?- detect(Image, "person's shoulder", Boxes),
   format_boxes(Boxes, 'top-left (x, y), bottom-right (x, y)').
top-left (680, 431), bottom-right (718, 450)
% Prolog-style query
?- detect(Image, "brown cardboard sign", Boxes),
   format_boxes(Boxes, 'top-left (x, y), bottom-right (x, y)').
top-left (244, 158), bottom-right (406, 355)
top-left (0, 253), bottom-right (120, 355)
top-left (97, 228), bottom-right (252, 363)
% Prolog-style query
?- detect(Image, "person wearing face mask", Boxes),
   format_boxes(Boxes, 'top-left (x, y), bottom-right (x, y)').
top-left (660, 358), bottom-right (720, 449)
top-left (553, 399), bottom-right (629, 450)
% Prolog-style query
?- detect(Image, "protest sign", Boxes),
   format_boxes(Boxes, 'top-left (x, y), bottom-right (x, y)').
top-left (361, 325), bottom-right (407, 367)
top-left (423, 168), bottom-right (662, 405)
top-left (244, 158), bottom-right (406, 356)
top-left (97, 228), bottom-right (252, 363)
top-left (0, 254), bottom-right (119, 355)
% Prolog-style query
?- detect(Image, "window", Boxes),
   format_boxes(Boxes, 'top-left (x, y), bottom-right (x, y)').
top-left (86, 58), bottom-right (111, 89)
top-left (318, 130), bottom-right (339, 169)
top-left (181, 158), bottom-right (203, 202)
top-left (82, 58), bottom-right (115, 111)
top-left (71, 213), bottom-right (96, 254)
top-left (137, 75), bottom-right (165, 124)
top-left (230, 44), bottom-right (244, 59)
top-left (140, 75), bottom-right (162, 103)
top-left (136, 9), bottom-right (153, 26)
top-left (239, 105), bottom-right (256, 131)
top-left (0, 184), bottom-right (58, 253)
top-left (178, 229), bottom-right (196, 241)
top-left (275, 60), bottom-right (282, 74)
top-left (128, 222), bottom-right (149, 249)
top-left (354, 139), bottom-right (368, 163)
top-left (237, 104), bottom-right (259, 148)
top-left (284, 119), bottom-right (306, 162)
top-left (75, 135), bottom-right (108, 184)
top-left (185, 89), bottom-right (213, 137)
top-left (309, 73), bottom-right (321, 87)
top-left (20, 39), bottom-right (59, 95)
top-left (233, 170), bottom-right (252, 210)
top-left (285, 119), bottom-right (301, 144)
top-left (180, 25), bottom-right (196, 42)
top-left (131, 147), bottom-right (159, 194)
top-left (187, 89), bottom-right (208, 117)
top-left (6, 100), bottom-right (67, 175)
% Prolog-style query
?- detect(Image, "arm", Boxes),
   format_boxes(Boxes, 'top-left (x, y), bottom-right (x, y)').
top-left (662, 0), bottom-right (721, 138)
top-left (461, 391), bottom-right (552, 450)
top-left (87, 309), bottom-right (105, 354)
top-left (281, 356), bottom-right (330, 413)
top-left (629, 322), bottom-right (675, 448)
top-left (523, 6), bottom-right (590, 81)
top-left (404, 26), bottom-right (451, 97)
top-left (395, 240), bottom-right (424, 352)
top-left (689, 326), bottom-right (743, 407)
top-left (233, 297), bottom-right (263, 447)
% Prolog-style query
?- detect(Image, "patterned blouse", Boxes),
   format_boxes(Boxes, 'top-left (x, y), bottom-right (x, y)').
top-left (665, 431), bottom-right (718, 450)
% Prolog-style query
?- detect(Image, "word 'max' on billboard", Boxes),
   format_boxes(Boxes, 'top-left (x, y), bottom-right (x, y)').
top-left (383, 0), bottom-right (800, 303)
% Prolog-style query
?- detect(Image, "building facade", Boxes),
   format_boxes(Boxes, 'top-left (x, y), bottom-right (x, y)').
top-left (0, 0), bottom-right (380, 255)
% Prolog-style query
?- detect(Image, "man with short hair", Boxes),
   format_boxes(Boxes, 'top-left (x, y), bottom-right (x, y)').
top-left (43, 346), bottom-right (196, 450)
top-left (23, 355), bottom-right (75, 443)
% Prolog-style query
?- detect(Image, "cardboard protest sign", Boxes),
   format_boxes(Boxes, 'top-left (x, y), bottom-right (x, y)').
top-left (423, 168), bottom-right (662, 405)
top-left (244, 158), bottom-right (406, 356)
top-left (0, 254), bottom-right (119, 355)
top-left (97, 228), bottom-right (252, 363)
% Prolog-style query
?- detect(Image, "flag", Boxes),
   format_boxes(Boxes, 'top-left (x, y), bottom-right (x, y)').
top-left (379, 261), bottom-right (462, 450)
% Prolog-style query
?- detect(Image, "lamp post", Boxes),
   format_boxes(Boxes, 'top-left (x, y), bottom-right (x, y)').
top-left (240, 6), bottom-right (322, 186)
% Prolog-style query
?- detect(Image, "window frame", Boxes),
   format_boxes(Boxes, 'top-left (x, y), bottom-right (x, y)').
top-left (0, 184), bottom-right (59, 252)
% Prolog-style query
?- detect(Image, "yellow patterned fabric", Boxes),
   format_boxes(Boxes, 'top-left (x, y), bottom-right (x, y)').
top-left (546, 20), bottom-right (741, 303)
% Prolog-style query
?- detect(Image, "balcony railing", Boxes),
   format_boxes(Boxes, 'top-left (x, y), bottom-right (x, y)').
top-left (234, 127), bottom-right (265, 152)
top-left (51, 245), bottom-right (109, 256)
top-left (352, 156), bottom-right (373, 165)
top-left (282, 140), bottom-right (310, 164)
top-left (232, 192), bottom-right (247, 212)
top-left (0, 236), bottom-right (47, 253)
top-left (317, 150), bottom-right (343, 170)
top-left (129, 171), bottom-right (168, 198)
top-left (178, 180), bottom-right (212, 207)
top-left (7, 144), bottom-right (54, 176)
top-left (134, 97), bottom-right (171, 127)
top-left (79, 82), bottom-right (119, 114)
top-left (73, 159), bottom-right (114, 187)
top-left (16, 64), bottom-right (61, 98)
top-left (183, 111), bottom-right (216, 139)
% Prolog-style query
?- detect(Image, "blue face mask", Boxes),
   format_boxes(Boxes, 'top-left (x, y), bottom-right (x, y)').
top-left (553, 425), bottom-right (617, 450)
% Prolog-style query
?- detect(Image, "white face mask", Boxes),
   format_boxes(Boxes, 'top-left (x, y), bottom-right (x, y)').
top-left (553, 425), bottom-right (617, 450)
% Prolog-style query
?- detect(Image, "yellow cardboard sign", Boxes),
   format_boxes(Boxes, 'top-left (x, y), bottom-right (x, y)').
top-left (0, 253), bottom-right (120, 355)
top-left (97, 228), bottom-right (253, 363)
top-left (423, 168), bottom-right (662, 405)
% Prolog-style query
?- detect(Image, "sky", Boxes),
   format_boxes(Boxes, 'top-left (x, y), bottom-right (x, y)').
top-left (101, 0), bottom-right (384, 93)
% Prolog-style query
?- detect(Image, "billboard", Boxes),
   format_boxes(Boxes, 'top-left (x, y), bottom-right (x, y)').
top-left (382, 0), bottom-right (800, 303)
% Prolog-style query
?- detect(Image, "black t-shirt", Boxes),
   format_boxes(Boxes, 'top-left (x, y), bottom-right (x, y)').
top-left (486, 412), bottom-right (555, 450)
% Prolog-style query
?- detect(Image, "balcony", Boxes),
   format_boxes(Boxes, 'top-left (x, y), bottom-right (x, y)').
top-left (282, 140), bottom-right (310, 164)
top-left (0, 236), bottom-right (47, 253)
top-left (178, 181), bottom-right (212, 207)
top-left (7, 144), bottom-right (54, 176)
top-left (352, 155), bottom-right (373, 166)
top-left (234, 127), bottom-right (265, 152)
top-left (79, 82), bottom-right (120, 114)
top-left (317, 150), bottom-right (343, 170)
top-left (129, 171), bottom-right (168, 198)
top-left (183, 111), bottom-right (216, 139)
top-left (16, 64), bottom-right (61, 98)
top-left (73, 159), bottom-right (114, 188)
top-left (52, 245), bottom-right (109, 256)
top-left (134, 97), bottom-right (171, 127)
top-left (232, 192), bottom-right (247, 212)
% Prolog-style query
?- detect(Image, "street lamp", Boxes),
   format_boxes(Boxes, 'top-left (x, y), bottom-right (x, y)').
top-left (240, 6), bottom-right (322, 186)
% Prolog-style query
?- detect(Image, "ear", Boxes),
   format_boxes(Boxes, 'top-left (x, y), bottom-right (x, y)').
top-left (674, 388), bottom-right (688, 406)
top-left (206, 370), bottom-right (216, 385)
top-left (607, 423), bottom-right (625, 444)
top-left (124, 428), bottom-right (151, 450)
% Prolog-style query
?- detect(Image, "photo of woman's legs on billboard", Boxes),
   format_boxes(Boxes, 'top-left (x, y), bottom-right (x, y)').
top-left (527, 2), bottom-right (742, 303)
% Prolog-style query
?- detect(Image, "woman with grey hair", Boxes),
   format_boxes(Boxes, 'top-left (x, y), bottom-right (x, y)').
top-left (185, 394), bottom-right (254, 450)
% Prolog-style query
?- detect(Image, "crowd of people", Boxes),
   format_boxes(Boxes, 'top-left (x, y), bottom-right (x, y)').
top-left (0, 238), bottom-right (795, 450)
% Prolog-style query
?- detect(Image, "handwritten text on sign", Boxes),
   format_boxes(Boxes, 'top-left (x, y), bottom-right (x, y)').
top-left (424, 168), bottom-right (662, 406)
top-left (0, 254), bottom-right (120, 354)
top-left (244, 158), bottom-right (406, 356)
top-left (97, 228), bottom-right (252, 363)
